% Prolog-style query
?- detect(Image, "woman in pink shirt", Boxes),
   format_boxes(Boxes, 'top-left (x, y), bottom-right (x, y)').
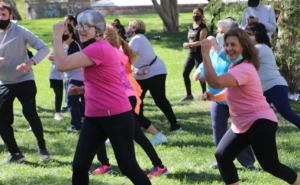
top-left (200, 28), bottom-right (300, 185)
top-left (52, 10), bottom-right (151, 185)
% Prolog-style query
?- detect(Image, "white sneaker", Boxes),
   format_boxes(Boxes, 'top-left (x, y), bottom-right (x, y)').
top-left (54, 113), bottom-right (64, 121)
top-left (105, 139), bottom-right (111, 145)
top-left (151, 132), bottom-right (167, 146)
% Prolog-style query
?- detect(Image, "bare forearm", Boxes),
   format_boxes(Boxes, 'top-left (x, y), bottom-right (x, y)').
top-left (203, 54), bottom-right (219, 88)
top-left (213, 90), bottom-right (226, 101)
top-left (53, 36), bottom-right (67, 71)
top-left (189, 42), bottom-right (201, 47)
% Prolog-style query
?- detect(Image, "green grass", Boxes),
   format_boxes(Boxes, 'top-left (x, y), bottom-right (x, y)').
top-left (0, 13), bottom-right (299, 185)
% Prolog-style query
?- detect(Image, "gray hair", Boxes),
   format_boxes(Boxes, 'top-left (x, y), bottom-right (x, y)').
top-left (217, 18), bottom-right (239, 31)
top-left (77, 10), bottom-right (106, 36)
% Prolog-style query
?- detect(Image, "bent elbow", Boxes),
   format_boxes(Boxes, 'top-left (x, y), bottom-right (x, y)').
top-left (56, 65), bottom-right (66, 72)
top-left (209, 81), bottom-right (222, 89)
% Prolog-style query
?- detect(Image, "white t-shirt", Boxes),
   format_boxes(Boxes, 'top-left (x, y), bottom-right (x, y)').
top-left (129, 34), bottom-right (167, 80)
top-left (256, 44), bottom-right (287, 92)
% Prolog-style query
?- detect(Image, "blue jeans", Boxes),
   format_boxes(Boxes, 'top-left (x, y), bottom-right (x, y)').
top-left (65, 79), bottom-right (85, 129)
top-left (211, 101), bottom-right (255, 166)
top-left (264, 85), bottom-right (300, 128)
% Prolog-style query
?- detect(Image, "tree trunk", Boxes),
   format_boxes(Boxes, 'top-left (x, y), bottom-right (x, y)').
top-left (151, 0), bottom-right (179, 32)
top-left (1, 0), bottom-right (22, 20)
top-left (275, 0), bottom-right (300, 93)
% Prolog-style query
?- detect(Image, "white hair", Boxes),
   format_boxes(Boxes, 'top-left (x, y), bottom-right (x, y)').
top-left (77, 10), bottom-right (106, 36)
top-left (217, 18), bottom-right (239, 31)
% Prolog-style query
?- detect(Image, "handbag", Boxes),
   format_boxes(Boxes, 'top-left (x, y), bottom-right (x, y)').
top-left (133, 56), bottom-right (157, 75)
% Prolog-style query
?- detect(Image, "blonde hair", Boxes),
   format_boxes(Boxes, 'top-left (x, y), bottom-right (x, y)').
top-left (129, 19), bottom-right (146, 34)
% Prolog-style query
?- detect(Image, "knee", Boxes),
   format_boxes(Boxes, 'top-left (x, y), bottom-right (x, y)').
top-left (182, 70), bottom-right (190, 77)
top-left (214, 147), bottom-right (230, 163)
top-left (72, 160), bottom-right (90, 173)
top-left (260, 162), bottom-right (278, 174)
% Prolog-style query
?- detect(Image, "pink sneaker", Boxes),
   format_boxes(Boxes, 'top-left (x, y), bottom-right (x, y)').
top-left (92, 163), bottom-right (113, 175)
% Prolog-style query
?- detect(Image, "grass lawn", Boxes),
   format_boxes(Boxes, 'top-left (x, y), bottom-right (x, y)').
top-left (0, 13), bottom-right (299, 185)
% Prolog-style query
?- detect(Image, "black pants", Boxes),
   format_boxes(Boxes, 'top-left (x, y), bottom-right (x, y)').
top-left (0, 80), bottom-right (46, 154)
top-left (97, 96), bottom-right (163, 168)
top-left (137, 74), bottom-right (177, 129)
top-left (183, 52), bottom-right (206, 95)
top-left (72, 111), bottom-right (151, 185)
top-left (50, 79), bottom-right (63, 113)
top-left (215, 119), bottom-right (297, 184)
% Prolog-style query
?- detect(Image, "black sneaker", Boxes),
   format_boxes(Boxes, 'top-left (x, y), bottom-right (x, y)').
top-left (1, 152), bottom-right (25, 165)
top-left (38, 148), bottom-right (50, 161)
top-left (170, 123), bottom-right (182, 131)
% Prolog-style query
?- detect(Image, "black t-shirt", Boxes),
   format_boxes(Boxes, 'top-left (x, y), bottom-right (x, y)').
top-left (67, 40), bottom-right (81, 55)
top-left (188, 23), bottom-right (207, 54)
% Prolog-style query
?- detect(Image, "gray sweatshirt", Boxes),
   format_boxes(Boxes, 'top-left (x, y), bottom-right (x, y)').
top-left (241, 4), bottom-right (277, 38)
top-left (0, 22), bottom-right (49, 85)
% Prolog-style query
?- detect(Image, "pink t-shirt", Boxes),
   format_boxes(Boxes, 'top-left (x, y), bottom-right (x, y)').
top-left (113, 48), bottom-right (135, 97)
top-left (226, 62), bottom-right (278, 133)
top-left (81, 40), bottom-right (132, 117)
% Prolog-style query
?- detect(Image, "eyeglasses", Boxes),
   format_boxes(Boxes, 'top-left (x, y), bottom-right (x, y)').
top-left (75, 25), bottom-right (95, 31)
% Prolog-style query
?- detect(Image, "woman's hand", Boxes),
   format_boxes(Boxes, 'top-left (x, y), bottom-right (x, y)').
top-left (68, 85), bottom-right (85, 95)
top-left (200, 39), bottom-right (211, 56)
top-left (53, 21), bottom-right (66, 38)
top-left (48, 53), bottom-right (54, 61)
top-left (193, 70), bottom-right (201, 81)
top-left (201, 91), bottom-right (214, 101)
top-left (183, 42), bottom-right (190, 48)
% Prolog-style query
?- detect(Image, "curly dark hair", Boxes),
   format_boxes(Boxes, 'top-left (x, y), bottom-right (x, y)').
top-left (224, 28), bottom-right (260, 70)
top-left (245, 22), bottom-right (272, 48)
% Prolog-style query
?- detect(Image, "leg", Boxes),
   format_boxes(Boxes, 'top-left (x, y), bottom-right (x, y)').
top-left (248, 119), bottom-right (298, 184)
top-left (215, 128), bottom-right (250, 184)
top-left (16, 81), bottom-right (46, 150)
top-left (72, 117), bottom-right (108, 185)
top-left (66, 80), bottom-right (84, 129)
top-left (136, 79), bottom-right (152, 130)
top-left (105, 111), bottom-right (151, 185)
top-left (96, 144), bottom-right (110, 166)
top-left (193, 53), bottom-right (206, 94)
top-left (264, 85), bottom-right (300, 128)
top-left (182, 54), bottom-right (196, 96)
top-left (52, 80), bottom-right (63, 113)
top-left (0, 84), bottom-right (19, 154)
top-left (148, 75), bottom-right (178, 126)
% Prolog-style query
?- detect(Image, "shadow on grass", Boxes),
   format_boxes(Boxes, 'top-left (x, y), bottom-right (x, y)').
top-left (23, 159), bottom-right (72, 168)
top-left (169, 170), bottom-right (223, 184)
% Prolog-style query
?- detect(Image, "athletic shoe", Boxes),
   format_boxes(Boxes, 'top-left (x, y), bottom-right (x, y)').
top-left (210, 162), bottom-right (218, 169)
top-left (38, 148), bottom-right (50, 161)
top-left (245, 165), bottom-right (255, 171)
top-left (180, 95), bottom-right (194, 102)
top-left (151, 132), bottom-right (167, 146)
top-left (1, 152), bottom-right (25, 165)
top-left (147, 165), bottom-right (169, 178)
top-left (170, 123), bottom-right (182, 131)
top-left (92, 163), bottom-right (113, 175)
top-left (28, 127), bottom-right (32, 131)
top-left (105, 139), bottom-right (111, 145)
top-left (54, 113), bottom-right (64, 121)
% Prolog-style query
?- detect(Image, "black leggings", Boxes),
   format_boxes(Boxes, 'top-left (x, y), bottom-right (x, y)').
top-left (215, 119), bottom-right (297, 184)
top-left (72, 111), bottom-right (151, 185)
top-left (50, 80), bottom-right (63, 113)
top-left (97, 96), bottom-right (163, 168)
top-left (137, 74), bottom-right (177, 129)
top-left (0, 80), bottom-right (46, 154)
top-left (183, 52), bottom-right (206, 95)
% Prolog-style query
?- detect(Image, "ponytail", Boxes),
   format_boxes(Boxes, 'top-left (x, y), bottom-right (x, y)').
top-left (119, 37), bottom-right (137, 64)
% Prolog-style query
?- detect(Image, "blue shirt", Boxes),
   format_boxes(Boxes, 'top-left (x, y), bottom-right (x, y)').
top-left (197, 48), bottom-right (231, 105)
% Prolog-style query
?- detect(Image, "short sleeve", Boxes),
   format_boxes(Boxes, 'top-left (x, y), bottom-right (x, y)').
top-left (128, 36), bottom-right (140, 53)
top-left (82, 43), bottom-right (104, 66)
top-left (228, 63), bottom-right (250, 86)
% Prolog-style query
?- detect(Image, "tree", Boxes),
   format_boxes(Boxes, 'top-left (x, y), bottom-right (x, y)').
top-left (274, 0), bottom-right (300, 93)
top-left (1, 0), bottom-right (22, 20)
top-left (151, 0), bottom-right (179, 32)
